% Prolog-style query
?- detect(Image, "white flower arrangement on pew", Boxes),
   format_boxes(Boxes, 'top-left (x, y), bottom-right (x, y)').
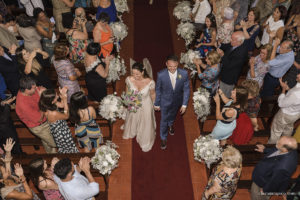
top-left (110, 21), bottom-right (128, 42)
top-left (106, 56), bottom-right (127, 83)
top-left (176, 21), bottom-right (195, 46)
top-left (173, 1), bottom-right (192, 22)
top-left (91, 141), bottom-right (120, 175)
top-left (193, 135), bottom-right (222, 168)
top-left (193, 87), bottom-right (211, 122)
top-left (115, 0), bottom-right (129, 13)
top-left (99, 93), bottom-right (126, 122)
top-left (180, 49), bottom-right (200, 77)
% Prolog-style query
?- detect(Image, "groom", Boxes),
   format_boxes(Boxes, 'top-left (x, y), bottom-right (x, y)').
top-left (154, 55), bottom-right (190, 150)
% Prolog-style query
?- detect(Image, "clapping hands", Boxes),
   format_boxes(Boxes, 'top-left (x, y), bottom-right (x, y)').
top-left (14, 163), bottom-right (24, 177)
top-left (79, 157), bottom-right (91, 173)
top-left (279, 78), bottom-right (289, 92)
top-left (59, 86), bottom-right (68, 100)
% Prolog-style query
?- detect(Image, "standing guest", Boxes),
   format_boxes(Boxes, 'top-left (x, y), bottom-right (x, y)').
top-left (230, 0), bottom-right (250, 25)
top-left (274, 0), bottom-right (291, 10)
top-left (209, 0), bottom-right (233, 28)
top-left (0, 44), bottom-right (19, 96)
top-left (39, 88), bottom-right (79, 153)
top-left (260, 39), bottom-right (294, 97)
top-left (283, 53), bottom-right (300, 89)
top-left (268, 74), bottom-right (300, 144)
top-left (52, 0), bottom-right (75, 33)
top-left (202, 146), bottom-right (242, 199)
top-left (84, 42), bottom-right (111, 102)
top-left (29, 157), bottom-right (64, 200)
top-left (93, 0), bottom-right (117, 23)
top-left (70, 91), bottom-right (103, 153)
top-left (93, 12), bottom-right (114, 58)
top-left (0, 24), bottom-right (19, 49)
top-left (190, 0), bottom-right (211, 33)
top-left (216, 7), bottom-right (234, 45)
top-left (16, 14), bottom-right (42, 52)
top-left (20, 0), bottom-right (44, 17)
top-left (255, 0), bottom-right (273, 23)
top-left (17, 48), bottom-right (53, 89)
top-left (54, 157), bottom-right (100, 200)
top-left (3, 14), bottom-right (18, 36)
top-left (16, 76), bottom-right (56, 153)
top-left (193, 50), bottom-right (221, 95)
top-left (217, 31), bottom-right (248, 98)
top-left (75, 0), bottom-right (91, 7)
top-left (251, 136), bottom-right (298, 199)
top-left (195, 14), bottom-right (217, 58)
top-left (246, 44), bottom-right (273, 88)
top-left (53, 43), bottom-right (81, 102)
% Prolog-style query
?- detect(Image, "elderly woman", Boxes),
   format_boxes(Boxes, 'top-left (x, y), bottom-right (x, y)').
top-left (216, 7), bottom-right (234, 46)
top-left (93, 0), bottom-right (117, 23)
top-left (202, 146), bottom-right (242, 200)
top-left (194, 50), bottom-right (221, 95)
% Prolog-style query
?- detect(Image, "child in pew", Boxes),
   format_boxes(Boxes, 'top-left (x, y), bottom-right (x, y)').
top-left (69, 91), bottom-right (103, 153)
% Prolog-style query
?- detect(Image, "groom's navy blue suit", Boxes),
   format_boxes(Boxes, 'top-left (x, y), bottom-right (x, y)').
top-left (154, 68), bottom-right (190, 140)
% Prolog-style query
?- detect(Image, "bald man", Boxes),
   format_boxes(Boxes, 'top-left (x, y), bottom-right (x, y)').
top-left (251, 136), bottom-right (298, 200)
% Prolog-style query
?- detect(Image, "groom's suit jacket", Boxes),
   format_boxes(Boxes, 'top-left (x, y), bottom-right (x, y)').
top-left (154, 68), bottom-right (190, 110)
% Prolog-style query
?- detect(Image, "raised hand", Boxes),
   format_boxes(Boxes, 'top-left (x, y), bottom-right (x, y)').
top-left (255, 144), bottom-right (265, 153)
top-left (274, 37), bottom-right (281, 47)
top-left (3, 138), bottom-right (15, 152)
top-left (14, 163), bottom-right (24, 177)
top-left (59, 86), bottom-right (68, 98)
top-left (213, 92), bottom-right (220, 104)
top-left (216, 48), bottom-right (224, 57)
top-left (51, 157), bottom-right (59, 168)
top-left (249, 57), bottom-right (255, 67)
top-left (279, 78), bottom-right (289, 91)
top-left (79, 157), bottom-right (91, 173)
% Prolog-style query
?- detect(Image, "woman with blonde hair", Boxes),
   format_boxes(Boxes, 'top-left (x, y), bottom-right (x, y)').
top-left (203, 145), bottom-right (242, 199)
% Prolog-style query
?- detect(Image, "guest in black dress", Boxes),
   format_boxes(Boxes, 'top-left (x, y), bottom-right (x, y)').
top-left (84, 42), bottom-right (112, 102)
top-left (17, 48), bottom-right (53, 89)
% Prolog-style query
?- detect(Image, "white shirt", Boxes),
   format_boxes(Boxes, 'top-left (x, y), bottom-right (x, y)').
top-left (261, 16), bottom-right (284, 45)
top-left (192, 0), bottom-right (211, 24)
top-left (54, 165), bottom-right (99, 200)
top-left (168, 70), bottom-right (177, 89)
top-left (20, 0), bottom-right (44, 16)
top-left (278, 83), bottom-right (300, 115)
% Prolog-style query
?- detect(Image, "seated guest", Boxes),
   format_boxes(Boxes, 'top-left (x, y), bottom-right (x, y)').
top-left (16, 76), bottom-right (56, 154)
top-left (0, 44), bottom-right (20, 96)
top-left (54, 157), bottom-right (100, 200)
top-left (210, 86), bottom-right (248, 146)
top-left (17, 48), bottom-right (53, 89)
top-left (202, 146), bottom-right (242, 199)
top-left (17, 14), bottom-right (42, 53)
top-left (246, 44), bottom-right (273, 88)
top-left (268, 74), bottom-right (300, 144)
top-left (39, 88), bottom-right (79, 153)
top-left (53, 43), bottom-right (81, 102)
top-left (195, 14), bottom-right (217, 58)
top-left (216, 7), bottom-right (234, 46)
top-left (283, 52), bottom-right (300, 89)
top-left (260, 39), bottom-right (294, 97)
top-left (252, 136), bottom-right (298, 199)
top-left (93, 12), bottom-right (114, 58)
top-left (29, 157), bottom-right (64, 200)
top-left (84, 42), bottom-right (112, 102)
top-left (217, 31), bottom-right (248, 98)
top-left (94, 0), bottom-right (117, 23)
top-left (190, 0), bottom-right (211, 33)
top-left (193, 50), bottom-right (221, 95)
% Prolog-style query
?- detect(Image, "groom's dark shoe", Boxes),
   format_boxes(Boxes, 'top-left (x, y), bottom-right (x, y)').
top-left (169, 125), bottom-right (175, 136)
top-left (161, 140), bottom-right (167, 150)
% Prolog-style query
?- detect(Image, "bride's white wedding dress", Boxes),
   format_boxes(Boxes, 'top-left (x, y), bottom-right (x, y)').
top-left (123, 77), bottom-right (156, 152)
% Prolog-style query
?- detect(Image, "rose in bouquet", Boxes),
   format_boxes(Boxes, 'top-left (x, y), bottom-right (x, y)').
top-left (180, 49), bottom-right (200, 77)
top-left (193, 87), bottom-right (211, 122)
top-left (176, 21), bottom-right (195, 46)
top-left (110, 21), bottom-right (128, 42)
top-left (121, 90), bottom-right (142, 113)
top-left (99, 93), bottom-right (126, 121)
top-left (106, 56), bottom-right (127, 83)
top-left (173, 1), bottom-right (191, 22)
top-left (91, 141), bottom-right (120, 175)
top-left (193, 135), bottom-right (222, 168)
top-left (115, 0), bottom-right (129, 13)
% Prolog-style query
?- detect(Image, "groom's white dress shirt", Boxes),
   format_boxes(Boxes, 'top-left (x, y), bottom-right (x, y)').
top-left (168, 70), bottom-right (177, 90)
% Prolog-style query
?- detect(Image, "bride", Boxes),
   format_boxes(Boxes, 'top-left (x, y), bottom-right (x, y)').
top-left (123, 59), bottom-right (156, 152)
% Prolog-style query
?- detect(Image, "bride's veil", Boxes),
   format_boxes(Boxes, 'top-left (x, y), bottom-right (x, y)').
top-left (129, 58), bottom-right (153, 79)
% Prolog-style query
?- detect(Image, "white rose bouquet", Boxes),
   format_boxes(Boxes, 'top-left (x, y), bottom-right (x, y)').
top-left (110, 21), bottom-right (128, 42)
top-left (193, 135), bottom-right (222, 168)
top-left (180, 49), bottom-right (200, 77)
top-left (106, 56), bottom-right (127, 83)
top-left (173, 1), bottom-right (191, 22)
top-left (193, 87), bottom-right (211, 122)
top-left (115, 0), bottom-right (129, 13)
top-left (91, 141), bottom-right (120, 175)
top-left (176, 21), bottom-right (195, 46)
top-left (99, 93), bottom-right (126, 121)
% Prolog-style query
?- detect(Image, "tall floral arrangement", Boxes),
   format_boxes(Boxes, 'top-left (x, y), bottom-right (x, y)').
top-left (99, 93), bottom-right (126, 121)
top-left (193, 87), bottom-right (211, 122)
top-left (180, 50), bottom-right (200, 77)
top-left (176, 22), bottom-right (195, 46)
top-left (106, 56), bottom-right (126, 83)
top-left (114, 0), bottom-right (129, 13)
top-left (173, 1), bottom-right (192, 22)
top-left (121, 90), bottom-right (142, 113)
top-left (110, 21), bottom-right (128, 42)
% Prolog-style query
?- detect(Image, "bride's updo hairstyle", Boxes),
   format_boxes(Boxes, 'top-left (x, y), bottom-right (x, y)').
top-left (132, 62), bottom-right (149, 78)
top-left (86, 42), bottom-right (101, 56)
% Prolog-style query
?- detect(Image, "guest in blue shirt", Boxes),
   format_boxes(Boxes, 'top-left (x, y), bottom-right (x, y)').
top-left (261, 38), bottom-right (295, 97)
top-left (95, 0), bottom-right (117, 23)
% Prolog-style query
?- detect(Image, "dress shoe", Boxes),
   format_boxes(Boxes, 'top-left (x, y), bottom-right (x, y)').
top-left (168, 126), bottom-right (175, 136)
top-left (161, 140), bottom-right (167, 150)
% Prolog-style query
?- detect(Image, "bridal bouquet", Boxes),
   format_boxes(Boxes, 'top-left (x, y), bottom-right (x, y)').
top-left (115, 0), bottom-right (129, 13)
top-left (99, 93), bottom-right (126, 121)
top-left (106, 56), bottom-right (127, 83)
top-left (180, 49), bottom-right (200, 77)
top-left (176, 21), bottom-right (195, 46)
top-left (173, 1), bottom-right (192, 22)
top-left (193, 135), bottom-right (222, 168)
top-left (121, 90), bottom-right (142, 113)
top-left (110, 21), bottom-right (128, 42)
top-left (193, 87), bottom-right (211, 122)
top-left (91, 141), bottom-right (120, 175)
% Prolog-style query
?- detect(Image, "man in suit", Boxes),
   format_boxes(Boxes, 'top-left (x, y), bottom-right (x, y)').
top-left (154, 55), bottom-right (190, 150)
top-left (217, 31), bottom-right (249, 98)
top-left (251, 136), bottom-right (298, 200)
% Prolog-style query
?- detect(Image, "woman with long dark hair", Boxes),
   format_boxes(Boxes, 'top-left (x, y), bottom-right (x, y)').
top-left (70, 91), bottom-right (103, 152)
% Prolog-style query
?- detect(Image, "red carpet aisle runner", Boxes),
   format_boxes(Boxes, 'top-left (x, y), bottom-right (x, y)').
top-left (132, 0), bottom-right (194, 199)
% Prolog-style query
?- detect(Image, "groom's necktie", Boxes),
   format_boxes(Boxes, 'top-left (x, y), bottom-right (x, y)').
top-left (171, 75), bottom-right (176, 90)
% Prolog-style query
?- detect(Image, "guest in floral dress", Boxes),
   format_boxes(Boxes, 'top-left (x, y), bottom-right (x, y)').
top-left (216, 7), bottom-right (234, 45)
top-left (284, 2), bottom-right (300, 53)
top-left (202, 146), bottom-right (242, 200)
top-left (194, 50), bottom-right (221, 95)
top-left (246, 44), bottom-right (273, 88)
top-left (53, 43), bottom-right (81, 103)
